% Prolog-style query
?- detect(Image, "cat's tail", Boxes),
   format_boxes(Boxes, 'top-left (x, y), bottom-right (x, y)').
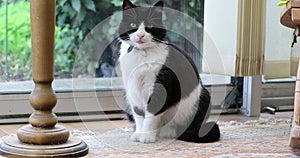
top-left (177, 121), bottom-right (220, 143)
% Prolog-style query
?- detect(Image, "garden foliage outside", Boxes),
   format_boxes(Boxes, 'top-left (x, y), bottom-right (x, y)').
top-left (0, 0), bottom-right (204, 82)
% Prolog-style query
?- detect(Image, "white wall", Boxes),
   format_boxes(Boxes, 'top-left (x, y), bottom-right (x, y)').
top-left (264, 0), bottom-right (293, 79)
top-left (203, 0), bottom-right (239, 76)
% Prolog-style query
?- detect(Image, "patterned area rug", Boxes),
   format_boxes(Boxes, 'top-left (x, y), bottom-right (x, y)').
top-left (73, 118), bottom-right (300, 158)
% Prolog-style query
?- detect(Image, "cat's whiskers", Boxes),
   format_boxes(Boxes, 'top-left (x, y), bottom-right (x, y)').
top-left (152, 38), bottom-right (168, 44)
top-left (148, 17), bottom-right (161, 22)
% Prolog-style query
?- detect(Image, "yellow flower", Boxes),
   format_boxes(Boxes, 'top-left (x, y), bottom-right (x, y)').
top-left (277, 0), bottom-right (290, 6)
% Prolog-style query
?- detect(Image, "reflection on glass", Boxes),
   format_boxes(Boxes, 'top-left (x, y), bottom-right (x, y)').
top-left (0, 0), bottom-right (204, 82)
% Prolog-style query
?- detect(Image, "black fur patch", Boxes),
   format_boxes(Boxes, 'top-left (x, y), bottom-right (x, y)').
top-left (147, 44), bottom-right (200, 116)
top-left (147, 68), bottom-right (180, 115)
top-left (178, 122), bottom-right (220, 143)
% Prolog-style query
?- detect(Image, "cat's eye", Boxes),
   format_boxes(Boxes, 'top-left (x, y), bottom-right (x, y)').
top-left (130, 23), bottom-right (137, 28)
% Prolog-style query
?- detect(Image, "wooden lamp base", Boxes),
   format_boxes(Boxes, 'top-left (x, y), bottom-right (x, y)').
top-left (0, 0), bottom-right (89, 157)
top-left (0, 134), bottom-right (88, 158)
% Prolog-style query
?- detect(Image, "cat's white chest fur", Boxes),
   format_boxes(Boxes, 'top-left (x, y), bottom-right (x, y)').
top-left (119, 42), bottom-right (169, 107)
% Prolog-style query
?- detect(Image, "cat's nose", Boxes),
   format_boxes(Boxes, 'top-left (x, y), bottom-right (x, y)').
top-left (138, 34), bottom-right (145, 39)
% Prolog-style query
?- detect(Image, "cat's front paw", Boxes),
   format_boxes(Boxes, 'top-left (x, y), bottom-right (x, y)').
top-left (140, 133), bottom-right (156, 143)
top-left (130, 132), bottom-right (142, 142)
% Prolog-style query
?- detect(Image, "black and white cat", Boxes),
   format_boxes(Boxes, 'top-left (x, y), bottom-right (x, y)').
top-left (117, 0), bottom-right (220, 143)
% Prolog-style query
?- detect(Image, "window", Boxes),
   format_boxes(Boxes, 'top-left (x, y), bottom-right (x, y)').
top-left (6, 0), bottom-right (292, 123)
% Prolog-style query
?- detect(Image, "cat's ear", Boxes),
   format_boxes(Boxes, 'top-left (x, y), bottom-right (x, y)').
top-left (154, 1), bottom-right (164, 8)
top-left (123, 0), bottom-right (134, 10)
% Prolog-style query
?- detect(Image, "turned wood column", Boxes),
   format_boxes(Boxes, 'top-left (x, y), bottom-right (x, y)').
top-left (0, 0), bottom-right (88, 157)
top-left (291, 62), bottom-right (300, 148)
top-left (280, 0), bottom-right (300, 148)
top-left (16, 0), bottom-right (69, 145)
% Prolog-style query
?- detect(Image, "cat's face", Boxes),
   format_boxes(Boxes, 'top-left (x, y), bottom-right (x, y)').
top-left (119, 0), bottom-right (166, 49)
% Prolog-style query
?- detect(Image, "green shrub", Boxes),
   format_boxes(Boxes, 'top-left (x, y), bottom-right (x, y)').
top-left (0, 1), bottom-right (76, 81)
top-left (54, 25), bottom-right (80, 78)
top-left (0, 1), bottom-right (31, 80)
